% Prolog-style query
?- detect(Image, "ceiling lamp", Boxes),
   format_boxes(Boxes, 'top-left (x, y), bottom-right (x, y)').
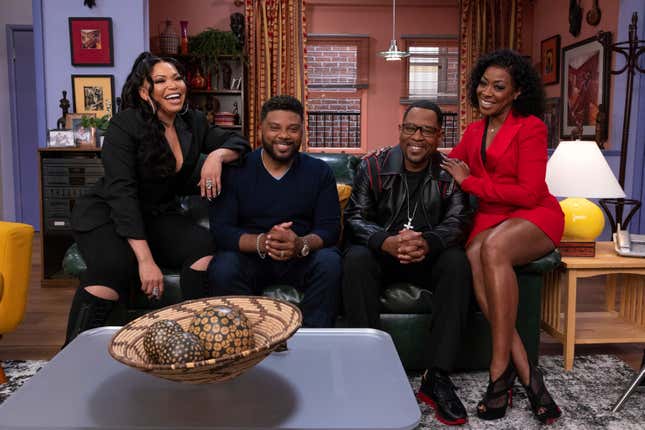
top-left (379, 0), bottom-right (409, 61)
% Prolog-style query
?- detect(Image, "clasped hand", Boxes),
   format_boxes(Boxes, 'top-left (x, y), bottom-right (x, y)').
top-left (382, 229), bottom-right (429, 264)
top-left (265, 222), bottom-right (300, 261)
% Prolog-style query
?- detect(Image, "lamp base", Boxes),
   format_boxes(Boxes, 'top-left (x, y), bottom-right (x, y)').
top-left (558, 240), bottom-right (596, 257)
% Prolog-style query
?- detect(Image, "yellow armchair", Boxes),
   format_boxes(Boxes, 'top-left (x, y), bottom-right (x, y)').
top-left (0, 221), bottom-right (34, 383)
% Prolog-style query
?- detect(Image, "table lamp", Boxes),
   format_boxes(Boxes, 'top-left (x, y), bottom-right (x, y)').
top-left (546, 140), bottom-right (625, 256)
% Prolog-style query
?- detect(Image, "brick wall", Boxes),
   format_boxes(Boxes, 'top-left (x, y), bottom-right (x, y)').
top-left (307, 44), bottom-right (357, 87)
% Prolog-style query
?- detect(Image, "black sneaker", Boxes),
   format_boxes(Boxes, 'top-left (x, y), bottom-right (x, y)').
top-left (417, 368), bottom-right (468, 426)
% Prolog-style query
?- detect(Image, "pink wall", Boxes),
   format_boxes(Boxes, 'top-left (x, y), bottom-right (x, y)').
top-left (308, 2), bottom-right (460, 151)
top-left (149, 0), bottom-right (243, 52)
top-left (531, 0), bottom-right (619, 146)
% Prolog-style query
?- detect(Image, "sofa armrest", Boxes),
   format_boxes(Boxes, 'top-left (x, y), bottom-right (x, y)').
top-left (515, 249), bottom-right (562, 274)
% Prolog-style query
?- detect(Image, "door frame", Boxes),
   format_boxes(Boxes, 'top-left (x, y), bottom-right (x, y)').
top-left (6, 24), bottom-right (34, 223)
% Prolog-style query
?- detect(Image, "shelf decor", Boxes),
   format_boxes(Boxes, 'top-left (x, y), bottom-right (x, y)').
top-left (68, 17), bottom-right (114, 66)
top-left (71, 74), bottom-right (115, 119)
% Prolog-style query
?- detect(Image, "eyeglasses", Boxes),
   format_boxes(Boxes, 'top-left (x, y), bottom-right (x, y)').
top-left (400, 123), bottom-right (440, 137)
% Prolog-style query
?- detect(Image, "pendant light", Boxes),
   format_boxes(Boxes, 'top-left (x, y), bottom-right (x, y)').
top-left (379, 0), bottom-right (409, 61)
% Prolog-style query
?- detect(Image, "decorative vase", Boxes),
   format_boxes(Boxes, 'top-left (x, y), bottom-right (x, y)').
top-left (159, 20), bottom-right (179, 55)
top-left (180, 20), bottom-right (189, 54)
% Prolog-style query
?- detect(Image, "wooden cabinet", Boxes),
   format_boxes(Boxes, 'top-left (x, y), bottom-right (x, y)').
top-left (38, 148), bottom-right (103, 287)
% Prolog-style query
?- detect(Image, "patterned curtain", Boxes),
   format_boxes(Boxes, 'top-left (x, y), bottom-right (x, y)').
top-left (245, 0), bottom-right (308, 148)
top-left (458, 0), bottom-right (525, 134)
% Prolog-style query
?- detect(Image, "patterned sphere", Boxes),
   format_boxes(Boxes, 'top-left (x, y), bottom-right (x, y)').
top-left (156, 331), bottom-right (205, 364)
top-left (143, 319), bottom-right (183, 362)
top-left (188, 305), bottom-right (254, 359)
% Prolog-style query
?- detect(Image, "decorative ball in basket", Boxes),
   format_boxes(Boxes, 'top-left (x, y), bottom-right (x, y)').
top-left (109, 296), bottom-right (302, 384)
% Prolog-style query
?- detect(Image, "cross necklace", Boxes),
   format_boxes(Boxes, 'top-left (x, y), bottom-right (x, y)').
top-left (403, 177), bottom-right (419, 230)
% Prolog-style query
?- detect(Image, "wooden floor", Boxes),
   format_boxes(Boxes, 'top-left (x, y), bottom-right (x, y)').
top-left (1, 234), bottom-right (643, 371)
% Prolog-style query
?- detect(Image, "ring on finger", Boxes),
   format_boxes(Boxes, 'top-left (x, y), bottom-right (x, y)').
top-left (152, 286), bottom-right (160, 297)
top-left (280, 250), bottom-right (284, 258)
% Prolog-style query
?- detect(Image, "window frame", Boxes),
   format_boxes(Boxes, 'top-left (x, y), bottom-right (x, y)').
top-left (305, 34), bottom-right (369, 154)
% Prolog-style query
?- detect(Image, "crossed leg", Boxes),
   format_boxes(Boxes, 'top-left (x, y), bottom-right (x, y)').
top-left (466, 218), bottom-right (555, 385)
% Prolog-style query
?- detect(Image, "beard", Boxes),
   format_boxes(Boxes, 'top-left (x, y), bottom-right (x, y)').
top-left (261, 136), bottom-right (301, 165)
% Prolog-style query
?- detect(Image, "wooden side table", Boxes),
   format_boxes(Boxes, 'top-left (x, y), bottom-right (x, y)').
top-left (541, 242), bottom-right (645, 370)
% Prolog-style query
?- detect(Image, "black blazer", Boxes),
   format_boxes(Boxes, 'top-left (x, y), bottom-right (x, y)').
top-left (71, 108), bottom-right (250, 239)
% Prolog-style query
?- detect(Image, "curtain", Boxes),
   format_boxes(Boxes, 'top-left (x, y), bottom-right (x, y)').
top-left (245, 0), bottom-right (307, 148)
top-left (458, 0), bottom-right (525, 134)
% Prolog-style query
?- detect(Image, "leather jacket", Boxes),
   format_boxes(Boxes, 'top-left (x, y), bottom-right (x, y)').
top-left (344, 146), bottom-right (473, 257)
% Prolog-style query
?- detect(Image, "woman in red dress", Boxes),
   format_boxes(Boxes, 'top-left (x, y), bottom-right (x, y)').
top-left (442, 49), bottom-right (563, 424)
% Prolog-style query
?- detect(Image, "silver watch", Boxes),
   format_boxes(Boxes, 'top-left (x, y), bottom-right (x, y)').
top-left (299, 237), bottom-right (310, 257)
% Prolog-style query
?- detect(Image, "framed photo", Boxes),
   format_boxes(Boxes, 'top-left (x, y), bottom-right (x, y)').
top-left (543, 97), bottom-right (561, 149)
top-left (65, 113), bottom-right (96, 147)
top-left (230, 77), bottom-right (242, 91)
top-left (68, 17), bottom-right (114, 66)
top-left (71, 75), bottom-right (114, 118)
top-left (540, 35), bottom-right (560, 85)
top-left (561, 33), bottom-right (611, 139)
top-left (47, 129), bottom-right (75, 148)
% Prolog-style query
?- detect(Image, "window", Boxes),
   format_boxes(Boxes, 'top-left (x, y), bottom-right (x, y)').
top-left (306, 35), bottom-right (368, 153)
top-left (403, 37), bottom-right (459, 148)
top-left (403, 37), bottom-right (458, 104)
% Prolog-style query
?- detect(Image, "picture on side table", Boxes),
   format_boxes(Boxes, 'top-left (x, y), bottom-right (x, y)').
top-left (543, 97), bottom-right (561, 149)
top-left (66, 113), bottom-right (96, 147)
top-left (47, 129), bottom-right (75, 148)
top-left (68, 17), bottom-right (114, 66)
top-left (561, 33), bottom-right (611, 139)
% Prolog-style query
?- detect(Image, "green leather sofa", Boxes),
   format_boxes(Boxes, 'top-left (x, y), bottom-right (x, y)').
top-left (62, 152), bottom-right (561, 370)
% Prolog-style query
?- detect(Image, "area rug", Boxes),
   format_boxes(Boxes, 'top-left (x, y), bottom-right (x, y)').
top-left (1, 356), bottom-right (644, 429)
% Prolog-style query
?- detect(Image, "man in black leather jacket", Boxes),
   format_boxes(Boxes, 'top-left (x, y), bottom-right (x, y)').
top-left (343, 100), bottom-right (473, 426)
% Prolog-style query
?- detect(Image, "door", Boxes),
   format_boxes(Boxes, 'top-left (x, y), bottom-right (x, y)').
top-left (8, 26), bottom-right (39, 229)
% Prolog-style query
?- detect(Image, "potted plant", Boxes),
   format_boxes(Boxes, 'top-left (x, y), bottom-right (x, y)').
top-left (188, 28), bottom-right (242, 80)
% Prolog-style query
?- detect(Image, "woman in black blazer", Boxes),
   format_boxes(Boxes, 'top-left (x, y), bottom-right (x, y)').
top-left (64, 52), bottom-right (250, 345)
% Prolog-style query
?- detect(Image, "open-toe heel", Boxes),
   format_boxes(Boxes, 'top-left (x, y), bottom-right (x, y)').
top-left (476, 363), bottom-right (516, 420)
top-left (523, 363), bottom-right (562, 425)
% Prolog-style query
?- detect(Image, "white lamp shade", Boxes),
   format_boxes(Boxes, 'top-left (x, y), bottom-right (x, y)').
top-left (546, 141), bottom-right (626, 199)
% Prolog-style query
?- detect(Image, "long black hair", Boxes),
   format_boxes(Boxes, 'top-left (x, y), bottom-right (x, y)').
top-left (467, 49), bottom-right (545, 117)
top-left (119, 52), bottom-right (187, 178)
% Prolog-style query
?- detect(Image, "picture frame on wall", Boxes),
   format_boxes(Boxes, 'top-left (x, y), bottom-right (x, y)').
top-left (47, 129), bottom-right (75, 148)
top-left (561, 32), bottom-right (612, 139)
top-left (69, 17), bottom-right (114, 66)
top-left (540, 35), bottom-right (560, 85)
top-left (71, 75), bottom-right (114, 119)
top-left (543, 97), bottom-right (561, 149)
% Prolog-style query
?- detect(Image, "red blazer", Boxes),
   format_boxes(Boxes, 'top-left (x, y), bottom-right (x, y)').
top-left (449, 110), bottom-right (564, 245)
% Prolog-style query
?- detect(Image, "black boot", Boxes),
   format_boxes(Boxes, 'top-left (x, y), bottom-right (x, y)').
top-left (180, 266), bottom-right (208, 300)
top-left (63, 287), bottom-right (115, 347)
top-left (417, 368), bottom-right (468, 426)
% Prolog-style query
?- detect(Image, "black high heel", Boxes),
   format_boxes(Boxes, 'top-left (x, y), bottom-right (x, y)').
top-left (522, 363), bottom-right (562, 425)
top-left (477, 363), bottom-right (516, 420)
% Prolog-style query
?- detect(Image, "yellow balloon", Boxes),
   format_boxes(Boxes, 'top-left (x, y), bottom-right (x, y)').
top-left (560, 197), bottom-right (605, 241)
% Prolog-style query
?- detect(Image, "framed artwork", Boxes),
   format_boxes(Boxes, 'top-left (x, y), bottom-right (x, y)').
top-left (47, 129), bottom-right (75, 148)
top-left (68, 17), bottom-right (114, 66)
top-left (561, 33), bottom-right (611, 139)
top-left (543, 97), bottom-right (561, 149)
top-left (540, 35), bottom-right (560, 85)
top-left (230, 77), bottom-right (242, 91)
top-left (71, 75), bottom-right (114, 118)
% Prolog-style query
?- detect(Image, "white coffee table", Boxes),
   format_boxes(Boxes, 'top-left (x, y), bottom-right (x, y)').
top-left (0, 327), bottom-right (420, 429)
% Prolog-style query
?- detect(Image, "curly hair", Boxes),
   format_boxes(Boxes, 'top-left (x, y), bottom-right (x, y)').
top-left (119, 52), bottom-right (187, 178)
top-left (260, 95), bottom-right (304, 122)
top-left (467, 49), bottom-right (545, 117)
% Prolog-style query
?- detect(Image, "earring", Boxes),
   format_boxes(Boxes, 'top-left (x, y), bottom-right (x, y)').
top-left (180, 103), bottom-right (189, 115)
top-left (147, 99), bottom-right (156, 115)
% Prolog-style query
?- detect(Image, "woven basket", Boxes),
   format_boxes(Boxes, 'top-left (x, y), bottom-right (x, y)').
top-left (109, 296), bottom-right (302, 384)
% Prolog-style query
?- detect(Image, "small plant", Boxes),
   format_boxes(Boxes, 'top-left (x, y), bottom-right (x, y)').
top-left (81, 114), bottom-right (111, 131)
top-left (188, 28), bottom-right (242, 75)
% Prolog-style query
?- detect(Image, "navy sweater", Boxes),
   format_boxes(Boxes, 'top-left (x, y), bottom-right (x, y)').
top-left (209, 149), bottom-right (341, 251)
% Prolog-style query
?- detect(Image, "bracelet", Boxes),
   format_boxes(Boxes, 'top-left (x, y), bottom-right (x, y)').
top-left (256, 233), bottom-right (267, 259)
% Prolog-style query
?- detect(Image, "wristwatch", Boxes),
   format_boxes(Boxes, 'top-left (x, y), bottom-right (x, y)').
top-left (299, 237), bottom-right (310, 257)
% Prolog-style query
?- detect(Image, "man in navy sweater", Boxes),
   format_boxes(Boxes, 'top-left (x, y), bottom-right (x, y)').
top-left (207, 95), bottom-right (341, 327)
